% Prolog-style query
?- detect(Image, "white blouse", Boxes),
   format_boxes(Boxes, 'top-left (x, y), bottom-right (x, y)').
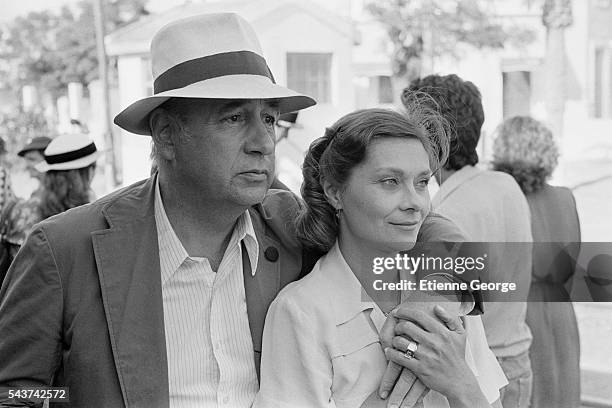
top-left (254, 243), bottom-right (508, 408)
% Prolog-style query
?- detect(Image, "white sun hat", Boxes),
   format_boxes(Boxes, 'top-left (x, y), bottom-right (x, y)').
top-left (113, 13), bottom-right (317, 136)
top-left (35, 134), bottom-right (101, 172)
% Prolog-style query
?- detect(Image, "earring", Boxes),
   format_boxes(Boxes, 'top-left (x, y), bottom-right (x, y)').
top-left (335, 208), bottom-right (343, 218)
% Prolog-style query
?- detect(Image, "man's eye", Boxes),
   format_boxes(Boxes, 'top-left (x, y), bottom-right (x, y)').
top-left (381, 178), bottom-right (399, 186)
top-left (223, 114), bottom-right (244, 123)
top-left (264, 114), bottom-right (276, 126)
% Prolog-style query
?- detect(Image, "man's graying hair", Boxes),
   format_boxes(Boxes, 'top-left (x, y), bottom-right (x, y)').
top-left (149, 98), bottom-right (195, 165)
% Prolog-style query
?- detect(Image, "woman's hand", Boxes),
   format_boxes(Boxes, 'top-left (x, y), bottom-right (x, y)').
top-left (384, 305), bottom-right (489, 407)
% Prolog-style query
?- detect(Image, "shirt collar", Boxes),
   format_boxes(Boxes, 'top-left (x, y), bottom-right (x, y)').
top-left (432, 165), bottom-right (482, 208)
top-left (318, 242), bottom-right (387, 331)
top-left (154, 177), bottom-right (259, 285)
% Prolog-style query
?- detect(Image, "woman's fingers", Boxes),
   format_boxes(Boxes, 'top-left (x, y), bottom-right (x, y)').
top-left (400, 379), bottom-right (429, 408)
top-left (380, 314), bottom-right (397, 350)
top-left (387, 367), bottom-right (418, 408)
top-left (385, 347), bottom-right (420, 372)
top-left (378, 361), bottom-right (403, 399)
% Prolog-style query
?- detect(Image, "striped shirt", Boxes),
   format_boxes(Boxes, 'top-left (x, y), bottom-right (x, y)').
top-left (154, 180), bottom-right (259, 408)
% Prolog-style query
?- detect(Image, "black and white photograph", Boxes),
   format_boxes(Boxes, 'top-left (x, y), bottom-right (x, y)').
top-left (0, 0), bottom-right (611, 407)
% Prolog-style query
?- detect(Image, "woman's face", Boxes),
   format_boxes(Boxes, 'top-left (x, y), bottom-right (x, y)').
top-left (334, 138), bottom-right (432, 254)
top-left (23, 150), bottom-right (45, 179)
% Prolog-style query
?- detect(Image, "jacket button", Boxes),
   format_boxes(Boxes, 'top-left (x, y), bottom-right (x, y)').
top-left (264, 247), bottom-right (279, 262)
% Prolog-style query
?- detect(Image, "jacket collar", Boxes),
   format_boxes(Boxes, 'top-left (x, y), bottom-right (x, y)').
top-left (91, 175), bottom-right (280, 406)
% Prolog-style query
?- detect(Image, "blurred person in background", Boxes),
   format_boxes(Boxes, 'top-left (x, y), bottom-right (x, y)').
top-left (405, 74), bottom-right (534, 408)
top-left (0, 137), bottom-right (16, 286)
top-left (492, 116), bottom-right (581, 408)
top-left (4, 134), bottom-right (99, 259)
top-left (17, 136), bottom-right (52, 182)
top-left (0, 137), bottom-right (15, 212)
top-left (17, 136), bottom-right (52, 198)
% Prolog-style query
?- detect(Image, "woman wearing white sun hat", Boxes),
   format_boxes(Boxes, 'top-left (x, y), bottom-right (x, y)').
top-left (4, 134), bottom-right (100, 257)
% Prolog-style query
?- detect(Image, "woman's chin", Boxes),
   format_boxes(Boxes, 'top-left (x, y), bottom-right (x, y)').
top-left (377, 239), bottom-right (417, 254)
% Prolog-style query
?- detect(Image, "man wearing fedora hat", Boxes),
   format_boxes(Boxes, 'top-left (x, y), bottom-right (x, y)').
top-left (0, 13), bottom-right (470, 408)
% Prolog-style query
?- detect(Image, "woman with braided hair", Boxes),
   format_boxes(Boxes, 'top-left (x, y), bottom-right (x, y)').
top-left (254, 107), bottom-right (507, 408)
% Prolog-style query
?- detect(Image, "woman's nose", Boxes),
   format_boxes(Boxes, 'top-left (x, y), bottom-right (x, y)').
top-left (398, 184), bottom-right (426, 212)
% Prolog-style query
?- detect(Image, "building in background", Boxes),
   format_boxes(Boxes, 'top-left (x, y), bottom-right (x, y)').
top-left (104, 0), bottom-right (612, 190)
top-left (352, 0), bottom-right (612, 169)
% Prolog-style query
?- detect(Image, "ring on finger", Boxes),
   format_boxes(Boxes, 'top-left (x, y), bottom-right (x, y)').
top-left (403, 340), bottom-right (418, 359)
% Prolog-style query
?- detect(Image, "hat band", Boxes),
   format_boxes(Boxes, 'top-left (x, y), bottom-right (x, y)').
top-left (45, 142), bottom-right (97, 164)
top-left (153, 50), bottom-right (275, 94)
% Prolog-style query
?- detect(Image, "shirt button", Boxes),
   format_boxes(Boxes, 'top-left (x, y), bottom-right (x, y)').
top-left (223, 396), bottom-right (230, 404)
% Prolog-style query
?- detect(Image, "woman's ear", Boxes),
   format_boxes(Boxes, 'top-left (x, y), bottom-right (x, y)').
top-left (149, 108), bottom-right (176, 162)
top-left (322, 178), bottom-right (342, 210)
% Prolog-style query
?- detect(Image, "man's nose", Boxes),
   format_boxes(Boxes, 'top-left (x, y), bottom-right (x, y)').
top-left (245, 118), bottom-right (275, 156)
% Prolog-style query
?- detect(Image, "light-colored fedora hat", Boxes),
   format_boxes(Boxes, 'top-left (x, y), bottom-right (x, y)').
top-left (35, 134), bottom-right (101, 172)
top-left (114, 13), bottom-right (317, 135)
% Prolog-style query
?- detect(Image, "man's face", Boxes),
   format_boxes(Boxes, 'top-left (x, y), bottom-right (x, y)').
top-left (171, 98), bottom-right (279, 207)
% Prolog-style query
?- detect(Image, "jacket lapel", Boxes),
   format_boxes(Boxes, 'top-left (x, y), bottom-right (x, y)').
top-left (92, 177), bottom-right (169, 408)
top-left (244, 207), bottom-right (281, 381)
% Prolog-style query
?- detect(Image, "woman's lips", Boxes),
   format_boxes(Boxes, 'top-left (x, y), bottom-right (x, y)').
top-left (389, 221), bottom-right (420, 229)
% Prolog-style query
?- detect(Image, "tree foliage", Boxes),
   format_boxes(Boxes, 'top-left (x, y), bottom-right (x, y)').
top-left (0, 0), bottom-right (149, 97)
top-left (0, 107), bottom-right (55, 169)
top-left (367, 0), bottom-right (536, 82)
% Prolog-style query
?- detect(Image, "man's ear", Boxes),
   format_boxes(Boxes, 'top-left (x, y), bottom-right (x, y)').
top-left (322, 178), bottom-right (342, 210)
top-left (149, 108), bottom-right (176, 162)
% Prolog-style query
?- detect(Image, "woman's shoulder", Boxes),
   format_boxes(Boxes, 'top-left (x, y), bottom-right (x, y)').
top-left (530, 183), bottom-right (576, 208)
top-left (273, 259), bottom-right (335, 318)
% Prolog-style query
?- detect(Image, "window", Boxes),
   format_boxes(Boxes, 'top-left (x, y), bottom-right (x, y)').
top-left (286, 53), bottom-right (332, 103)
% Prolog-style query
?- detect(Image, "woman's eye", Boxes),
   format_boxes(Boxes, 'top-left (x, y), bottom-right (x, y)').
top-left (417, 178), bottom-right (430, 187)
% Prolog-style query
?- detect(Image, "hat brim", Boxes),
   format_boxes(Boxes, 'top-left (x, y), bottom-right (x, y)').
top-left (18, 145), bottom-right (48, 157)
top-left (114, 74), bottom-right (316, 135)
top-left (35, 151), bottom-right (101, 172)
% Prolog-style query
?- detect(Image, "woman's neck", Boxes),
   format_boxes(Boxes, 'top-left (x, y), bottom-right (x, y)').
top-left (337, 232), bottom-right (401, 314)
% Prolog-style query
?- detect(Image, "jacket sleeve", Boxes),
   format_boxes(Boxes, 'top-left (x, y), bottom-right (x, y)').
top-left (415, 212), bottom-right (485, 315)
top-left (0, 227), bottom-right (63, 407)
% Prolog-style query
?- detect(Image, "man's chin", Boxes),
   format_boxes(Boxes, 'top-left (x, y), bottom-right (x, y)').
top-left (231, 187), bottom-right (269, 207)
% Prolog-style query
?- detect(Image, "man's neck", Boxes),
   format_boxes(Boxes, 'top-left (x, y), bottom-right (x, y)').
top-left (158, 175), bottom-right (247, 269)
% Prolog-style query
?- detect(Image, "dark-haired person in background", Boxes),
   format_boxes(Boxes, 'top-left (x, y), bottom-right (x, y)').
top-left (17, 136), bottom-right (52, 183)
top-left (492, 116), bottom-right (581, 408)
top-left (4, 134), bottom-right (99, 259)
top-left (0, 138), bottom-right (15, 213)
top-left (405, 74), bottom-right (534, 408)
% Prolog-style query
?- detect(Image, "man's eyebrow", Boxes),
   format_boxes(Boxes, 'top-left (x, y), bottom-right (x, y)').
top-left (216, 100), bottom-right (249, 114)
top-left (265, 100), bottom-right (280, 109)
top-left (215, 99), bottom-right (280, 114)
